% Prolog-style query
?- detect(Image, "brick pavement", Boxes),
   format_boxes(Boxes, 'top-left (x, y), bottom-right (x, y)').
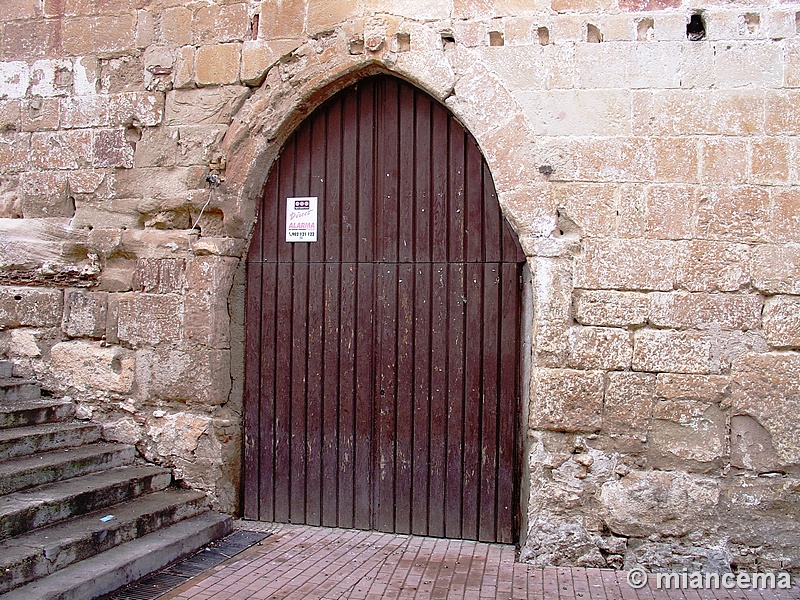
top-left (158, 523), bottom-right (800, 600)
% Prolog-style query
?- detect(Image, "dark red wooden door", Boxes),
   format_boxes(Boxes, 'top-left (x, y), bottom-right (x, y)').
top-left (244, 75), bottom-right (525, 543)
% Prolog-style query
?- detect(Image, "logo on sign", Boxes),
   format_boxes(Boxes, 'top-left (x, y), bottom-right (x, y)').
top-left (286, 197), bottom-right (318, 242)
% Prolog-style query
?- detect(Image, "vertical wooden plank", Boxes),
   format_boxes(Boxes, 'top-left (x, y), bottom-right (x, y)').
top-left (273, 261), bottom-right (294, 522)
top-left (479, 262), bottom-right (500, 542)
top-left (325, 97), bottom-right (343, 263)
top-left (411, 264), bottom-right (431, 536)
top-left (243, 259), bottom-right (262, 520)
top-left (431, 103), bottom-right (449, 262)
top-left (497, 263), bottom-right (520, 543)
top-left (375, 264), bottom-right (398, 532)
top-left (305, 263), bottom-right (325, 525)
top-left (414, 94), bottom-right (431, 263)
top-left (289, 261), bottom-right (308, 523)
top-left (394, 262), bottom-right (414, 534)
top-left (462, 263), bottom-right (483, 540)
top-left (377, 78), bottom-right (400, 263)
top-left (292, 114), bottom-right (312, 265)
top-left (448, 123), bottom-right (466, 263)
top-left (337, 263), bottom-right (357, 528)
top-left (309, 109), bottom-right (327, 264)
top-left (321, 263), bottom-right (340, 527)
top-left (257, 263), bottom-right (278, 522)
top-left (357, 79), bottom-right (375, 263)
top-left (260, 153), bottom-right (280, 263)
top-left (465, 138), bottom-right (484, 263)
top-left (483, 162), bottom-right (502, 263)
top-left (354, 262), bottom-right (374, 529)
top-left (277, 138), bottom-right (296, 264)
top-left (341, 87), bottom-right (359, 263)
top-left (427, 263), bottom-right (448, 537)
top-left (445, 263), bottom-right (466, 538)
top-left (398, 84), bottom-right (415, 263)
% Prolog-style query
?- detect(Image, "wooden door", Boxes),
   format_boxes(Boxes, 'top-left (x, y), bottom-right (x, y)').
top-left (244, 75), bottom-right (525, 543)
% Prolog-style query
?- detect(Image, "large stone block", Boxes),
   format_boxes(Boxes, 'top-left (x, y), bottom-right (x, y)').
top-left (30, 130), bottom-right (93, 170)
top-left (603, 371), bottom-right (656, 434)
top-left (751, 139), bottom-right (789, 185)
top-left (530, 368), bottom-right (604, 433)
top-left (676, 241), bottom-right (750, 293)
top-left (135, 346), bottom-right (231, 405)
top-left (193, 3), bottom-right (249, 44)
top-left (752, 244), bottom-right (800, 295)
top-left (655, 373), bottom-right (729, 403)
top-left (763, 295), bottom-right (800, 348)
top-left (770, 188), bottom-right (800, 244)
top-left (633, 329), bottom-right (714, 374)
top-left (195, 43), bottom-right (241, 86)
top-left (696, 186), bottom-right (769, 243)
top-left (62, 15), bottom-right (137, 55)
top-left (0, 287), bottom-right (63, 328)
top-left (518, 89), bottom-right (630, 137)
top-left (600, 471), bottom-right (719, 538)
top-left (131, 258), bottom-right (186, 294)
top-left (699, 138), bottom-right (748, 185)
top-left (50, 340), bottom-right (135, 394)
top-left (650, 401), bottom-right (726, 467)
top-left (185, 256), bottom-right (239, 349)
top-left (730, 415), bottom-right (780, 473)
top-left (648, 292), bottom-right (763, 331)
top-left (567, 326), bottom-right (632, 370)
top-left (108, 92), bottom-right (164, 127)
top-left (62, 289), bottom-right (108, 338)
top-left (164, 86), bottom-right (251, 126)
top-left (765, 90), bottom-right (800, 135)
top-left (20, 171), bottom-right (73, 218)
top-left (576, 239), bottom-right (679, 292)
top-left (2, 20), bottom-right (60, 60)
top-left (94, 129), bottom-right (134, 169)
top-left (642, 90), bottom-right (763, 136)
top-left (259, 0), bottom-right (306, 38)
top-left (731, 352), bottom-right (800, 466)
top-left (116, 292), bottom-right (183, 347)
top-left (574, 290), bottom-right (648, 328)
top-left (644, 185), bottom-right (696, 239)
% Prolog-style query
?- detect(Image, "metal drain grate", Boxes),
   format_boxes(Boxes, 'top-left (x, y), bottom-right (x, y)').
top-left (102, 529), bottom-right (270, 600)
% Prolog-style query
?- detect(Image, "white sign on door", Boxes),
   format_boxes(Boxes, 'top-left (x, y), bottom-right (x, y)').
top-left (285, 197), bottom-right (318, 242)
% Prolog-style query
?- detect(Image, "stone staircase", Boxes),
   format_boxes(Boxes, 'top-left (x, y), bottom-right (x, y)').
top-left (0, 360), bottom-right (233, 600)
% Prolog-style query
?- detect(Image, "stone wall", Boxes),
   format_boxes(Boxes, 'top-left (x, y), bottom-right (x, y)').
top-left (0, 0), bottom-right (799, 572)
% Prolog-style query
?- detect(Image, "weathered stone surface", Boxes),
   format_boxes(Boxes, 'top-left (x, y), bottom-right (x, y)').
top-left (763, 295), bottom-right (800, 348)
top-left (567, 326), bottom-right (632, 370)
top-left (731, 352), bottom-right (800, 466)
top-left (624, 540), bottom-right (732, 573)
top-left (752, 244), bottom-right (800, 295)
top-left (116, 292), bottom-right (183, 347)
top-left (184, 256), bottom-right (238, 349)
top-left (576, 239), bottom-right (679, 291)
top-left (164, 86), bottom-right (251, 126)
top-left (520, 520), bottom-right (607, 567)
top-left (50, 340), bottom-right (135, 394)
top-left (603, 372), bottom-right (656, 434)
top-left (0, 287), bottom-right (63, 328)
top-left (62, 289), bottom-right (108, 338)
top-left (131, 258), bottom-right (186, 294)
top-left (650, 401), bottom-right (726, 468)
top-left (600, 471), bottom-right (719, 538)
top-left (532, 257), bottom-right (572, 367)
top-left (135, 346), bottom-right (230, 405)
top-left (530, 368), bottom-right (604, 433)
top-left (655, 373), bottom-right (729, 403)
top-left (573, 290), bottom-right (648, 328)
top-left (730, 415), bottom-right (780, 473)
top-left (677, 241), bottom-right (750, 293)
top-left (195, 43), bottom-right (241, 86)
top-left (648, 292), bottom-right (763, 331)
top-left (633, 330), bottom-right (713, 374)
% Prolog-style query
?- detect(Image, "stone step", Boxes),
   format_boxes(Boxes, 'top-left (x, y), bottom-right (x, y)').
top-left (0, 421), bottom-right (102, 461)
top-left (0, 361), bottom-right (12, 378)
top-left (0, 399), bottom-right (75, 430)
top-left (0, 489), bottom-right (209, 594)
top-left (2, 511), bottom-right (233, 600)
top-left (0, 443), bottom-right (137, 496)
top-left (0, 464), bottom-right (172, 540)
top-left (0, 377), bottom-right (42, 402)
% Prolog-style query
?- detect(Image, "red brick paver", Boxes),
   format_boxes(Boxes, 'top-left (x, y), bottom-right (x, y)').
top-left (158, 524), bottom-right (800, 600)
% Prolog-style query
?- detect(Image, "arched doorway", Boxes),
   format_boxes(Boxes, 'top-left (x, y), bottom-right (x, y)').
top-left (243, 75), bottom-right (525, 543)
